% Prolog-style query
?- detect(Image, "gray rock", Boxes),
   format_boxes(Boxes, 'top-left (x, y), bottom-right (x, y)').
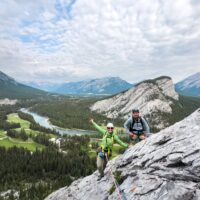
top-left (45, 109), bottom-right (200, 200)
top-left (90, 77), bottom-right (181, 131)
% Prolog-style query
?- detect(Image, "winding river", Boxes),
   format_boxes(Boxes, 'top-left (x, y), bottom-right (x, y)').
top-left (20, 108), bottom-right (97, 136)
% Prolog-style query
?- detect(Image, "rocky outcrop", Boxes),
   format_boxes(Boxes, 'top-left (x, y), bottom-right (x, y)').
top-left (45, 109), bottom-right (200, 200)
top-left (155, 78), bottom-right (178, 100)
top-left (90, 76), bottom-right (179, 130)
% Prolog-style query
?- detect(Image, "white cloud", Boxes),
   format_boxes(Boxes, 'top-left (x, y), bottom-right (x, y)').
top-left (0, 0), bottom-right (200, 84)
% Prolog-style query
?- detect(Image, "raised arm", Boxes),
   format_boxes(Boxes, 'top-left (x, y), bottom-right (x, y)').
top-left (114, 134), bottom-right (128, 148)
top-left (90, 119), bottom-right (106, 135)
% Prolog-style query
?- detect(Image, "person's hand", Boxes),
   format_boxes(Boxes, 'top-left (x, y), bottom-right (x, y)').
top-left (129, 132), bottom-right (137, 139)
top-left (139, 134), bottom-right (145, 140)
top-left (129, 132), bottom-right (134, 137)
top-left (89, 118), bottom-right (94, 124)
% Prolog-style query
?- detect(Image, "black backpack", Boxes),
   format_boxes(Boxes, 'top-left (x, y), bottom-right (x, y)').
top-left (130, 117), bottom-right (144, 132)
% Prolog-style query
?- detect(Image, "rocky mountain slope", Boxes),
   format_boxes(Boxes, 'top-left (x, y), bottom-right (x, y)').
top-left (0, 71), bottom-right (16, 84)
top-left (0, 71), bottom-right (50, 99)
top-left (91, 76), bottom-right (180, 130)
top-left (45, 108), bottom-right (200, 200)
top-left (175, 72), bottom-right (200, 97)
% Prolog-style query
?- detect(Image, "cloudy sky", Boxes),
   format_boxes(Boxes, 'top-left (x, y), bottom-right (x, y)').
top-left (0, 0), bottom-right (200, 84)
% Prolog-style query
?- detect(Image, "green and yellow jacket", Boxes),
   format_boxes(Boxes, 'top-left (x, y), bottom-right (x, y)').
top-left (92, 121), bottom-right (128, 152)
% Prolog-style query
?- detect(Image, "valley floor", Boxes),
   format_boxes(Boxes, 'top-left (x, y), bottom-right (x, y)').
top-left (0, 113), bottom-right (48, 151)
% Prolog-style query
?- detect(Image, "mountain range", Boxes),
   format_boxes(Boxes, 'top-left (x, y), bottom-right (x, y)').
top-left (26, 73), bottom-right (200, 97)
top-left (26, 77), bottom-right (133, 95)
top-left (175, 72), bottom-right (200, 97)
top-left (0, 71), bottom-right (200, 98)
top-left (1, 70), bottom-right (199, 101)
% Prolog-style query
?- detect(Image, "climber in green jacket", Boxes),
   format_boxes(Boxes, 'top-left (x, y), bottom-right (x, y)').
top-left (90, 119), bottom-right (128, 181)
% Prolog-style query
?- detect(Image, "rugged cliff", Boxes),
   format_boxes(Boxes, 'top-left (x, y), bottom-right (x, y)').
top-left (45, 108), bottom-right (200, 200)
top-left (91, 76), bottom-right (179, 130)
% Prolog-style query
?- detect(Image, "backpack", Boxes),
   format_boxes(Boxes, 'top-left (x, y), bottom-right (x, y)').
top-left (130, 117), bottom-right (144, 133)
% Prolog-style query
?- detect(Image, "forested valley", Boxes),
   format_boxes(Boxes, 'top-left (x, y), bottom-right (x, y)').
top-left (0, 102), bottom-right (97, 199)
top-left (0, 136), bottom-right (95, 200)
top-left (30, 97), bottom-right (124, 130)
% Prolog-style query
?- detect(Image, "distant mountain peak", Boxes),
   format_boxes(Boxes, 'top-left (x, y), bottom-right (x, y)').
top-left (0, 71), bottom-right (49, 99)
top-left (52, 76), bottom-right (133, 95)
top-left (175, 72), bottom-right (200, 97)
top-left (0, 71), bottom-right (17, 84)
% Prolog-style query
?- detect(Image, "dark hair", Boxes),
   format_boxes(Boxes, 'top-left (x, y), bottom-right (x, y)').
top-left (132, 109), bottom-right (139, 113)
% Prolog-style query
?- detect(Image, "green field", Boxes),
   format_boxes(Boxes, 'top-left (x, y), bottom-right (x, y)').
top-left (6, 113), bottom-right (55, 138)
top-left (7, 113), bottom-right (30, 129)
top-left (0, 137), bottom-right (44, 151)
top-left (0, 113), bottom-right (55, 151)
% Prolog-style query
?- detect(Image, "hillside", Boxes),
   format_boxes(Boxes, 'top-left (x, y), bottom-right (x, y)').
top-left (0, 71), bottom-right (50, 99)
top-left (175, 72), bottom-right (200, 97)
top-left (45, 108), bottom-right (200, 200)
top-left (91, 76), bottom-right (200, 131)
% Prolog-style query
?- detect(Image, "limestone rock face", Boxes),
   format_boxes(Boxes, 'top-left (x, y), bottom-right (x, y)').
top-left (45, 109), bottom-right (200, 200)
top-left (156, 78), bottom-right (179, 100)
top-left (90, 76), bottom-right (179, 130)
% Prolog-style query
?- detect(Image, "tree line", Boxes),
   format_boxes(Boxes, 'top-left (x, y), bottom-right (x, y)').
top-left (0, 135), bottom-right (96, 200)
top-left (0, 105), bottom-right (20, 130)
top-left (30, 98), bottom-right (124, 130)
top-left (7, 128), bottom-right (28, 141)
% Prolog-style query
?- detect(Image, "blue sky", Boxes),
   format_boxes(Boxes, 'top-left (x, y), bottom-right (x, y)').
top-left (0, 0), bottom-right (200, 84)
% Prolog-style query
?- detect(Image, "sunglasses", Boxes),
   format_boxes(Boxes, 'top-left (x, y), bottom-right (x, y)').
top-left (107, 127), bottom-right (114, 130)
